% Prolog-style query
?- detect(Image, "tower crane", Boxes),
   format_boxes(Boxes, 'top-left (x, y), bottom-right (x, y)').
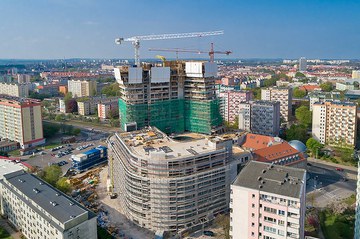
top-left (115, 31), bottom-right (224, 66)
top-left (149, 43), bottom-right (232, 62)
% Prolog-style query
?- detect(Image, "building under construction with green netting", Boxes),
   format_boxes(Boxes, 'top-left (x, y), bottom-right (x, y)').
top-left (114, 60), bottom-right (223, 134)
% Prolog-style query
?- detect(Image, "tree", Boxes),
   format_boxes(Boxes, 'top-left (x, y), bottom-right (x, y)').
top-left (55, 114), bottom-right (65, 122)
top-left (214, 214), bottom-right (230, 239)
top-left (320, 82), bottom-right (333, 92)
top-left (293, 88), bottom-right (307, 98)
top-left (306, 138), bottom-right (323, 157)
top-left (43, 122), bottom-right (60, 138)
top-left (285, 124), bottom-right (309, 143)
top-left (295, 72), bottom-right (306, 78)
top-left (108, 108), bottom-right (119, 119)
top-left (56, 177), bottom-right (72, 193)
top-left (40, 165), bottom-right (62, 186)
top-left (66, 99), bottom-right (78, 113)
top-left (101, 82), bottom-right (119, 96)
top-left (72, 128), bottom-right (81, 136)
top-left (295, 106), bottom-right (312, 127)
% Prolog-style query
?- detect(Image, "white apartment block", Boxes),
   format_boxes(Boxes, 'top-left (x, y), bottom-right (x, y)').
top-left (261, 87), bottom-right (292, 122)
top-left (68, 79), bottom-right (97, 97)
top-left (352, 70), bottom-right (360, 79)
top-left (0, 170), bottom-right (97, 239)
top-left (312, 101), bottom-right (357, 147)
top-left (230, 161), bottom-right (306, 239)
top-left (16, 74), bottom-right (31, 84)
top-left (98, 100), bottom-right (118, 119)
top-left (308, 91), bottom-right (341, 111)
top-left (0, 82), bottom-right (29, 98)
top-left (0, 96), bottom-right (45, 149)
top-left (238, 101), bottom-right (281, 137)
top-left (219, 90), bottom-right (252, 123)
top-left (77, 97), bottom-right (117, 116)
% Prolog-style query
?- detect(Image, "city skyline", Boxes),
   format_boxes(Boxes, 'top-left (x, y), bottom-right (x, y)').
top-left (1, 0), bottom-right (360, 59)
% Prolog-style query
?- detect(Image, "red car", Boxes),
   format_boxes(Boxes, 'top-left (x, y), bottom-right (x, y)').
top-left (336, 168), bottom-right (344, 171)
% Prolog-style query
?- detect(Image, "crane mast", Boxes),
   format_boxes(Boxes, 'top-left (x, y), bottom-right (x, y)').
top-left (115, 30), bottom-right (224, 66)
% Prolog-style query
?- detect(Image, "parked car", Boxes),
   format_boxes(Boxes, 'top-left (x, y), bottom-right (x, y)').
top-left (336, 168), bottom-right (344, 171)
top-left (203, 231), bottom-right (215, 237)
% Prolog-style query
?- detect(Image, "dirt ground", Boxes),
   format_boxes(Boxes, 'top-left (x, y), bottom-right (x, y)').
top-left (97, 166), bottom-right (155, 239)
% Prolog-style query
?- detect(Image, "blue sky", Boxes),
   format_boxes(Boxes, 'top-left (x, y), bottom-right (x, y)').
top-left (1, 0), bottom-right (359, 59)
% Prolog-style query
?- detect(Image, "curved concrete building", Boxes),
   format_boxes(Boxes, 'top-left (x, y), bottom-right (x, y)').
top-left (108, 127), bottom-right (247, 233)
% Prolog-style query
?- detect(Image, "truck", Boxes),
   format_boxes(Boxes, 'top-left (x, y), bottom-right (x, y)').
top-left (71, 146), bottom-right (107, 172)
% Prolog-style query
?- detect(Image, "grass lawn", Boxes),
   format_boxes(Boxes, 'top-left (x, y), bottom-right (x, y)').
top-left (320, 209), bottom-right (354, 239)
top-left (7, 149), bottom-right (20, 157)
top-left (42, 142), bottom-right (63, 150)
top-left (0, 227), bottom-right (12, 239)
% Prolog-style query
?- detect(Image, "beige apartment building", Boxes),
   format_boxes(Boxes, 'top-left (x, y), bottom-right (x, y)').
top-left (261, 87), bottom-right (292, 122)
top-left (312, 101), bottom-right (357, 147)
top-left (0, 82), bottom-right (29, 97)
top-left (0, 95), bottom-right (45, 149)
top-left (68, 79), bottom-right (97, 97)
top-left (0, 170), bottom-right (97, 239)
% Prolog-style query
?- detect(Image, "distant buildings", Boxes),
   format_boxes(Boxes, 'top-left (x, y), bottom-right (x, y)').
top-left (0, 95), bottom-right (45, 149)
top-left (98, 100), bottom-right (118, 120)
top-left (230, 161), bottom-right (306, 239)
top-left (219, 90), bottom-right (252, 123)
top-left (308, 91), bottom-right (341, 111)
top-left (299, 57), bottom-right (307, 72)
top-left (352, 70), bottom-right (360, 79)
top-left (239, 100), bottom-right (280, 137)
top-left (0, 170), bottom-right (97, 239)
top-left (68, 79), bottom-right (97, 97)
top-left (0, 82), bottom-right (29, 97)
top-left (261, 87), bottom-right (292, 122)
top-left (312, 101), bottom-right (357, 147)
top-left (108, 127), bottom-right (243, 233)
top-left (16, 74), bottom-right (31, 84)
top-left (336, 82), bottom-right (354, 91)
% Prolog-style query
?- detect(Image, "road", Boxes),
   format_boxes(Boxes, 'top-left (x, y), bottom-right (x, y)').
top-left (306, 159), bottom-right (357, 208)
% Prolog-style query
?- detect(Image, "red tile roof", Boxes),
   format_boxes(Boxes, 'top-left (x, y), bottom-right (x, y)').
top-left (299, 85), bottom-right (321, 92)
top-left (253, 142), bottom-right (304, 163)
top-left (241, 133), bottom-right (277, 151)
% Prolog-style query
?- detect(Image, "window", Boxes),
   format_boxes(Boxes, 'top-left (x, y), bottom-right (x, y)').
top-left (252, 204), bottom-right (255, 208)
top-left (264, 226), bottom-right (276, 234)
top-left (278, 210), bottom-right (285, 216)
top-left (264, 216), bottom-right (276, 223)
top-left (264, 206), bottom-right (276, 214)
top-left (251, 213), bottom-right (255, 218)
top-left (278, 220), bottom-right (285, 226)
top-left (252, 194), bottom-right (255, 198)
top-left (251, 222), bottom-right (255, 227)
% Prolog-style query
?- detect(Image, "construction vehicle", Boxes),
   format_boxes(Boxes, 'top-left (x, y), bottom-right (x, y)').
top-left (149, 43), bottom-right (232, 62)
top-left (115, 30), bottom-right (224, 66)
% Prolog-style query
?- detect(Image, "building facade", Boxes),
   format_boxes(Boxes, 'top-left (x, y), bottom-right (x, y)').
top-left (108, 127), bottom-right (244, 233)
top-left (68, 79), bottom-right (97, 97)
top-left (98, 101), bottom-right (119, 119)
top-left (219, 90), bottom-right (252, 123)
top-left (230, 161), bottom-right (306, 239)
top-left (0, 95), bottom-right (45, 149)
top-left (308, 91), bottom-right (341, 111)
top-left (261, 87), bottom-right (292, 122)
top-left (299, 57), bottom-right (307, 72)
top-left (77, 97), bottom-right (118, 116)
top-left (0, 170), bottom-right (97, 239)
top-left (312, 101), bottom-right (357, 147)
top-left (0, 82), bottom-right (29, 98)
top-left (238, 101), bottom-right (281, 137)
top-left (115, 61), bottom-right (222, 134)
top-left (352, 70), bottom-right (360, 79)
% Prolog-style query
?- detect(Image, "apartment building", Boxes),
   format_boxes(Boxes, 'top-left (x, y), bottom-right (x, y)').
top-left (230, 161), bottom-right (306, 239)
top-left (336, 82), bottom-right (354, 91)
top-left (16, 74), bottom-right (31, 84)
top-left (68, 79), bottom-right (97, 97)
top-left (352, 70), bottom-right (360, 79)
top-left (107, 127), bottom-right (246, 233)
top-left (0, 170), bottom-right (97, 239)
top-left (299, 57), bottom-right (307, 72)
top-left (115, 61), bottom-right (222, 134)
top-left (261, 87), bottom-right (292, 122)
top-left (312, 101), bottom-right (357, 147)
top-left (238, 100), bottom-right (281, 137)
top-left (0, 95), bottom-right (45, 149)
top-left (98, 101), bottom-right (118, 119)
top-left (0, 82), bottom-right (29, 98)
top-left (308, 91), bottom-right (341, 111)
top-left (77, 97), bottom-right (118, 116)
top-left (219, 90), bottom-right (252, 123)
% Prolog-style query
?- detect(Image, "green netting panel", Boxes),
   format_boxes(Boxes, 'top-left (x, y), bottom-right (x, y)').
top-left (119, 99), bottom-right (149, 131)
top-left (184, 99), bottom-right (223, 134)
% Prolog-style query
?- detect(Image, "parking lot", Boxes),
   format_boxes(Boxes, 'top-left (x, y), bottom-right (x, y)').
top-left (20, 138), bottom-right (108, 174)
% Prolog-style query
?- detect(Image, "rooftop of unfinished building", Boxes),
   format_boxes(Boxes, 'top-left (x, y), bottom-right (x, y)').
top-left (116, 127), bottom-right (236, 159)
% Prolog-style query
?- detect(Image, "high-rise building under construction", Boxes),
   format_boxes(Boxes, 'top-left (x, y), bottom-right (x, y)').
top-left (114, 61), bottom-right (223, 134)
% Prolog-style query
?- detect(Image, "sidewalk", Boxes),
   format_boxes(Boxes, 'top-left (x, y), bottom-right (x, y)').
top-left (0, 218), bottom-right (22, 239)
top-left (308, 157), bottom-right (357, 172)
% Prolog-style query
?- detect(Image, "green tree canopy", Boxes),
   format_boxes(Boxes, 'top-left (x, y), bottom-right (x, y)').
top-left (295, 72), bottom-right (306, 78)
top-left (40, 165), bottom-right (62, 186)
top-left (295, 106), bottom-right (312, 127)
top-left (306, 138), bottom-right (323, 157)
top-left (293, 88), bottom-right (307, 98)
top-left (101, 82), bottom-right (119, 96)
top-left (285, 124), bottom-right (309, 143)
top-left (320, 82), bottom-right (333, 92)
top-left (55, 114), bottom-right (65, 122)
top-left (56, 177), bottom-right (72, 193)
top-left (72, 128), bottom-right (81, 136)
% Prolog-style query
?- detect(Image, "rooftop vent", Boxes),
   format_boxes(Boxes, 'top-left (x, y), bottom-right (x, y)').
top-left (257, 176), bottom-right (262, 181)
top-left (39, 182), bottom-right (43, 185)
top-left (50, 201), bottom-right (57, 207)
top-left (18, 179), bottom-right (24, 183)
top-left (262, 169), bottom-right (266, 174)
top-left (56, 193), bottom-right (60, 196)
top-left (33, 188), bottom-right (40, 194)
top-left (69, 202), bottom-right (74, 206)
top-left (70, 215), bottom-right (76, 219)
top-left (259, 185), bottom-right (263, 189)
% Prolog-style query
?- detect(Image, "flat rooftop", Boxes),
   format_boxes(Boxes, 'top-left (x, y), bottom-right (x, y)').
top-left (0, 159), bottom-right (25, 179)
top-left (117, 127), bottom-right (229, 159)
top-left (233, 161), bottom-right (306, 198)
top-left (2, 171), bottom-right (95, 225)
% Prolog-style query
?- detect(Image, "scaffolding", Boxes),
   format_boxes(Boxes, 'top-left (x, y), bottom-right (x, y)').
top-left (184, 99), bottom-right (223, 134)
top-left (119, 98), bottom-right (185, 134)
